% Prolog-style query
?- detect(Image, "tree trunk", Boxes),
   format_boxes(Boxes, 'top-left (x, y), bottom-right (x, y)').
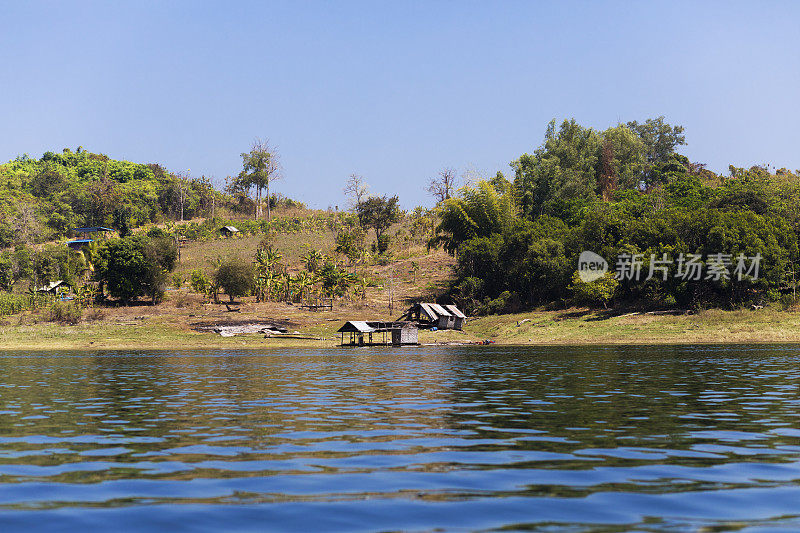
top-left (254, 187), bottom-right (259, 219)
top-left (266, 181), bottom-right (271, 221)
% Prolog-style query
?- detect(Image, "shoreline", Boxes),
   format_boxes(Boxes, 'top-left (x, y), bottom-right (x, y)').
top-left (4, 307), bottom-right (800, 350)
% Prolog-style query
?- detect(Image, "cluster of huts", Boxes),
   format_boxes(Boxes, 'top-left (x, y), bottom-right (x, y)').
top-left (337, 302), bottom-right (466, 347)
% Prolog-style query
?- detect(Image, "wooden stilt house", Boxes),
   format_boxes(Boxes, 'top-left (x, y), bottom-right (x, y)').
top-left (398, 303), bottom-right (467, 330)
top-left (337, 321), bottom-right (419, 346)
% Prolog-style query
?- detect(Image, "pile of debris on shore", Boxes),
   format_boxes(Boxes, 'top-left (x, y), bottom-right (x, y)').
top-left (192, 319), bottom-right (295, 337)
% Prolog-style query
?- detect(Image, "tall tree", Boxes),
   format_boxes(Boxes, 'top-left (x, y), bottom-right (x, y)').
top-left (511, 119), bottom-right (601, 218)
top-left (356, 195), bottom-right (401, 245)
top-left (626, 116), bottom-right (686, 186)
top-left (238, 139), bottom-right (282, 220)
top-left (599, 124), bottom-right (646, 193)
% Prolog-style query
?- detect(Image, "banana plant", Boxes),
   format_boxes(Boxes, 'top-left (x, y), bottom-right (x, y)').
top-left (301, 249), bottom-right (324, 273)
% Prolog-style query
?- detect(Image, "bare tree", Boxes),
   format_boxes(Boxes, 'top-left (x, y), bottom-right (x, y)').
top-left (237, 139), bottom-right (283, 220)
top-left (427, 168), bottom-right (458, 203)
top-left (343, 173), bottom-right (369, 209)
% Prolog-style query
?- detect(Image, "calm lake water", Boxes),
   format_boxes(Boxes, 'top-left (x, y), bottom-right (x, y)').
top-left (1, 345), bottom-right (800, 532)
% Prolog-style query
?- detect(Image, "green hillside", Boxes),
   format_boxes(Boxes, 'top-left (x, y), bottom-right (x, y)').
top-left (0, 147), bottom-right (228, 247)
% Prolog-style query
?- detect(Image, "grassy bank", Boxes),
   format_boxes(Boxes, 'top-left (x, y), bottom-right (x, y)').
top-left (3, 306), bottom-right (800, 350)
top-left (4, 211), bottom-right (800, 350)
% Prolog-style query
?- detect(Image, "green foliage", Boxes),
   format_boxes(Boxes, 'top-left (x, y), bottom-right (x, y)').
top-left (375, 233), bottom-right (390, 254)
top-left (511, 119), bottom-right (601, 218)
top-left (0, 148), bottom-right (231, 246)
top-left (440, 116), bottom-right (800, 313)
top-left (408, 206), bottom-right (436, 243)
top-left (46, 300), bottom-right (82, 324)
top-left (626, 116), bottom-right (686, 186)
top-left (0, 292), bottom-right (54, 317)
top-left (570, 272), bottom-right (619, 308)
top-left (113, 207), bottom-right (131, 237)
top-left (301, 248), bottom-right (325, 273)
top-left (189, 268), bottom-right (215, 300)
top-left (317, 258), bottom-right (354, 297)
top-left (430, 181), bottom-right (514, 253)
top-left (96, 235), bottom-right (177, 303)
top-left (190, 269), bottom-right (210, 293)
top-left (0, 255), bottom-right (13, 291)
top-left (334, 224), bottom-right (366, 262)
top-left (235, 139), bottom-right (281, 219)
top-left (483, 290), bottom-right (521, 315)
top-left (356, 195), bottom-right (401, 243)
top-left (214, 257), bottom-right (255, 302)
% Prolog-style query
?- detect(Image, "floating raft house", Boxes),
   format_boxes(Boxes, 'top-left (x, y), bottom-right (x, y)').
top-left (337, 321), bottom-right (419, 346)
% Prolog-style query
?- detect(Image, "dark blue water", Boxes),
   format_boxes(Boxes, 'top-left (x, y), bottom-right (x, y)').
top-left (1, 345), bottom-right (800, 531)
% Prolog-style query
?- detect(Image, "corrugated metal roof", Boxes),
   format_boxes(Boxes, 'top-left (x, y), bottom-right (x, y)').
top-left (74, 227), bottom-right (114, 233)
top-left (445, 305), bottom-right (466, 318)
top-left (429, 303), bottom-right (452, 317)
top-left (419, 303), bottom-right (438, 320)
top-left (222, 226), bottom-right (240, 232)
top-left (37, 280), bottom-right (65, 292)
top-left (337, 321), bottom-right (376, 333)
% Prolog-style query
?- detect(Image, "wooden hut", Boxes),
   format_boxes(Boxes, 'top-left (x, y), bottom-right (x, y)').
top-left (398, 303), bottom-right (466, 330)
top-left (444, 305), bottom-right (467, 330)
top-left (220, 226), bottom-right (240, 238)
top-left (338, 321), bottom-right (418, 346)
top-left (391, 323), bottom-right (419, 345)
top-left (36, 280), bottom-right (66, 294)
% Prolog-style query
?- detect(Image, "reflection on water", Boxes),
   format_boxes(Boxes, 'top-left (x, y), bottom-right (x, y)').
top-left (0, 345), bottom-right (800, 531)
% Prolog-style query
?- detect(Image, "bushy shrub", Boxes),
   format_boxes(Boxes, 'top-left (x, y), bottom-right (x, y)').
top-left (482, 290), bottom-right (521, 315)
top-left (570, 272), bottom-right (619, 308)
top-left (172, 292), bottom-right (193, 308)
top-left (95, 235), bottom-right (177, 304)
top-left (214, 257), bottom-right (254, 302)
top-left (0, 256), bottom-right (13, 291)
top-left (376, 234), bottom-right (390, 254)
top-left (46, 301), bottom-right (82, 324)
top-left (189, 269), bottom-right (213, 297)
top-left (84, 307), bottom-right (106, 321)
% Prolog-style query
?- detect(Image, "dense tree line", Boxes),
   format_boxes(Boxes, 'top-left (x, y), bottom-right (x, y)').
top-left (0, 147), bottom-right (282, 248)
top-left (432, 117), bottom-right (800, 312)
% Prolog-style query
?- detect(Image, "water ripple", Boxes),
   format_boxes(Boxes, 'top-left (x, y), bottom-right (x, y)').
top-left (0, 345), bottom-right (799, 531)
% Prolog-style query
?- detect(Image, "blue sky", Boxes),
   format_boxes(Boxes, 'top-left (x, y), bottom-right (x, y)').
top-left (1, 1), bottom-right (798, 208)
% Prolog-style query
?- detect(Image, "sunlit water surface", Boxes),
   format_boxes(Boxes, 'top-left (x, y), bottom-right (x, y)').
top-left (1, 345), bottom-right (800, 531)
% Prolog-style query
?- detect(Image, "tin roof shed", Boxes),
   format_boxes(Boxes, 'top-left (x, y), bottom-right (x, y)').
top-left (337, 321), bottom-right (376, 333)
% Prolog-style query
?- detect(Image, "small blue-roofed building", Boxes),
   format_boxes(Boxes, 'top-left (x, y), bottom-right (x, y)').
top-left (66, 239), bottom-right (93, 250)
top-left (73, 226), bottom-right (114, 238)
top-left (74, 226), bottom-right (114, 233)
